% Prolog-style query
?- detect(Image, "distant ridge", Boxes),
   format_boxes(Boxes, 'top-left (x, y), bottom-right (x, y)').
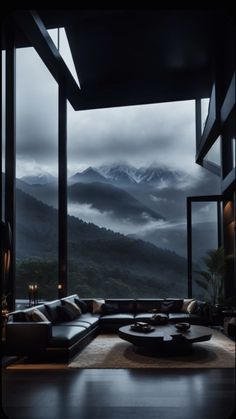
top-left (21, 172), bottom-right (56, 185)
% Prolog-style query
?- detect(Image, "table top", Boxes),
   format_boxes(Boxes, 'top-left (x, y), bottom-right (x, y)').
top-left (119, 324), bottom-right (212, 344)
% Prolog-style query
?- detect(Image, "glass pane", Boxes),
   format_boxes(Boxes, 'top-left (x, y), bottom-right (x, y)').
top-left (16, 47), bottom-right (58, 302)
top-left (192, 202), bottom-right (219, 302)
top-left (204, 136), bottom-right (221, 167)
top-left (48, 27), bottom-right (80, 87)
top-left (201, 97), bottom-right (210, 134)
top-left (67, 100), bottom-right (221, 298)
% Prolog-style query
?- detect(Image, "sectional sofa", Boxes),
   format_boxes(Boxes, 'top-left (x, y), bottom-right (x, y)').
top-left (5, 295), bottom-right (209, 363)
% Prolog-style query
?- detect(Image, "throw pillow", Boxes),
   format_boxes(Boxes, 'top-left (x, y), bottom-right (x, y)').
top-left (167, 300), bottom-right (183, 312)
top-left (31, 309), bottom-right (49, 322)
top-left (186, 299), bottom-right (197, 313)
top-left (181, 299), bottom-right (195, 313)
top-left (62, 299), bottom-right (82, 316)
top-left (24, 311), bottom-right (34, 322)
top-left (74, 298), bottom-right (88, 314)
top-left (58, 305), bottom-right (78, 321)
top-left (92, 299), bottom-right (105, 314)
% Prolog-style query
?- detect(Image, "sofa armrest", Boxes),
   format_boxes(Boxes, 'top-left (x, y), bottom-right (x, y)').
top-left (6, 322), bottom-right (52, 355)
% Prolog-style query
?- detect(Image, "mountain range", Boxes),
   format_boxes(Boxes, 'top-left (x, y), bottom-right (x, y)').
top-left (21, 163), bottom-right (184, 187)
top-left (99, 163), bottom-right (183, 186)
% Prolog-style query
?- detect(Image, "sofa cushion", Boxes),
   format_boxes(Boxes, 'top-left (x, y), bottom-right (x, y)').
top-left (77, 313), bottom-right (100, 326)
top-left (49, 325), bottom-right (87, 348)
top-left (99, 313), bottom-right (134, 325)
top-left (168, 313), bottom-right (190, 322)
top-left (105, 299), bottom-right (135, 313)
top-left (135, 299), bottom-right (163, 313)
top-left (61, 320), bottom-right (94, 332)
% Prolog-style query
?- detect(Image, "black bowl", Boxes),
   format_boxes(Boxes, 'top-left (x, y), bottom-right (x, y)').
top-left (175, 322), bottom-right (190, 331)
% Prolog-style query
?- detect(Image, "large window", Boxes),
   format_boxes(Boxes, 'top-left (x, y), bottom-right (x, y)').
top-left (15, 47), bottom-right (58, 301)
top-left (191, 202), bottom-right (219, 301)
top-left (67, 100), bottom-right (221, 298)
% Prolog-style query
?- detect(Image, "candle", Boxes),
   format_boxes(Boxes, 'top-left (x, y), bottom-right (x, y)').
top-left (28, 284), bottom-right (34, 306)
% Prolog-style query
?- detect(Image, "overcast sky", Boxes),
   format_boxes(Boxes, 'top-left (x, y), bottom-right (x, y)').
top-left (2, 46), bottom-right (220, 260)
top-left (2, 46), bottom-right (206, 179)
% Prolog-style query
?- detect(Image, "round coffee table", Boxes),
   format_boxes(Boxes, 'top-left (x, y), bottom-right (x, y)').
top-left (118, 324), bottom-right (212, 356)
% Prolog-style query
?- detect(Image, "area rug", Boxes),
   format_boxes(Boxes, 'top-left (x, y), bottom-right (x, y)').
top-left (6, 329), bottom-right (235, 370)
top-left (69, 329), bottom-right (235, 369)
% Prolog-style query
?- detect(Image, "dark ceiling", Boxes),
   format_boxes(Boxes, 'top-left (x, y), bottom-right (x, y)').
top-left (4, 9), bottom-right (236, 110)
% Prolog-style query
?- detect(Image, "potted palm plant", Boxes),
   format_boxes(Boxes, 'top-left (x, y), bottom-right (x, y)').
top-left (194, 247), bottom-right (226, 306)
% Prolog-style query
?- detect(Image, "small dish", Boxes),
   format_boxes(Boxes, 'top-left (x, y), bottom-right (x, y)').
top-left (175, 322), bottom-right (190, 331)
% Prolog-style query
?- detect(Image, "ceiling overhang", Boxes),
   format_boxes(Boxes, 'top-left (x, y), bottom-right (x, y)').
top-left (3, 9), bottom-right (235, 110)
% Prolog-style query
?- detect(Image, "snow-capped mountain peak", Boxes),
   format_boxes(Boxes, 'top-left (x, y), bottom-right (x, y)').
top-left (69, 167), bottom-right (107, 184)
top-left (98, 163), bottom-right (138, 184)
top-left (97, 163), bottom-right (183, 186)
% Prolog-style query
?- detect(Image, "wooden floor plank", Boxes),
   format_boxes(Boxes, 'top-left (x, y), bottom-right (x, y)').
top-left (2, 368), bottom-right (235, 419)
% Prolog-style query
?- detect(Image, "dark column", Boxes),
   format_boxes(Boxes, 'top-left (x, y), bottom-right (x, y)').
top-left (5, 25), bottom-right (16, 311)
top-left (187, 198), bottom-right (192, 298)
top-left (58, 83), bottom-right (67, 297)
top-left (234, 192), bottom-right (236, 299)
top-left (217, 201), bottom-right (222, 247)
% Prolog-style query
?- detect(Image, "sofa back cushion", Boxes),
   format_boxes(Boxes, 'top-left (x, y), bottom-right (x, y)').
top-left (105, 299), bottom-right (135, 313)
top-left (101, 302), bottom-right (120, 314)
top-left (160, 300), bottom-right (183, 313)
top-left (135, 299), bottom-right (163, 313)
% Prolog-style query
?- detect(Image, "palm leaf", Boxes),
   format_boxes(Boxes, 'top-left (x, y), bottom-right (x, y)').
top-left (194, 278), bottom-right (209, 291)
top-left (194, 270), bottom-right (212, 283)
top-left (203, 247), bottom-right (225, 275)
